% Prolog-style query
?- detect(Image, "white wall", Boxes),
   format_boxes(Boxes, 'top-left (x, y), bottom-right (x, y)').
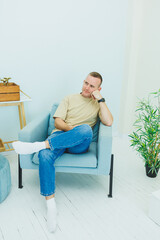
top-left (119, 0), bottom-right (160, 134)
top-left (0, 0), bottom-right (128, 141)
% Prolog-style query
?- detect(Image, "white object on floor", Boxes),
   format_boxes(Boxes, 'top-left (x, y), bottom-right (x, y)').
top-left (149, 189), bottom-right (160, 225)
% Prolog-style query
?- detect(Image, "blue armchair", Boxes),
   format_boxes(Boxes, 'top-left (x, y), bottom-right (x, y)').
top-left (18, 103), bottom-right (114, 197)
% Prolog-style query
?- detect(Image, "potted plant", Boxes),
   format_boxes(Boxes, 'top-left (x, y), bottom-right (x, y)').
top-left (129, 89), bottom-right (160, 178)
top-left (0, 77), bottom-right (11, 86)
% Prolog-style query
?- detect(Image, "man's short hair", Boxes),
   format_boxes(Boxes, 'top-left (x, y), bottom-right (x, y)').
top-left (89, 72), bottom-right (103, 85)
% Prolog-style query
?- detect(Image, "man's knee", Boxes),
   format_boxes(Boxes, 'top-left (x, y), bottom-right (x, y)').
top-left (77, 124), bottom-right (93, 139)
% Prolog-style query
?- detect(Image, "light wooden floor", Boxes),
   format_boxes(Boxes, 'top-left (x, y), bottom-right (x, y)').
top-left (1, 135), bottom-right (160, 240)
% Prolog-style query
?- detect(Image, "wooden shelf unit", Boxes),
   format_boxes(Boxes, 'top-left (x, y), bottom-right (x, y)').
top-left (0, 90), bottom-right (31, 152)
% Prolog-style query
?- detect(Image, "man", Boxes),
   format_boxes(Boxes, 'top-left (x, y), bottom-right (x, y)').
top-left (12, 72), bottom-right (113, 233)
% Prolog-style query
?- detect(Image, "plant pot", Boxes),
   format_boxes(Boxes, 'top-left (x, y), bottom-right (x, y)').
top-left (0, 82), bottom-right (20, 102)
top-left (145, 165), bottom-right (159, 178)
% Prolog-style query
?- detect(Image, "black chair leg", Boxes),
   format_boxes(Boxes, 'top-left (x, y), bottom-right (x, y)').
top-left (18, 154), bottom-right (23, 189)
top-left (108, 154), bottom-right (114, 198)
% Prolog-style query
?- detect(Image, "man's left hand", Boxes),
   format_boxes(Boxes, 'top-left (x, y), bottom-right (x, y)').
top-left (91, 90), bottom-right (103, 101)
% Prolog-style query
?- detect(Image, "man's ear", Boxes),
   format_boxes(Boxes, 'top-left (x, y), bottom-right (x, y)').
top-left (98, 87), bottom-right (102, 91)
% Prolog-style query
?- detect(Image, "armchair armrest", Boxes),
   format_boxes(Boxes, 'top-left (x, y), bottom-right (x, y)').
top-left (97, 122), bottom-right (112, 175)
top-left (18, 111), bottom-right (50, 142)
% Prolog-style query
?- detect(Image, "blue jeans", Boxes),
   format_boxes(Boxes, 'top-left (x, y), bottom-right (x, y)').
top-left (38, 124), bottom-right (93, 196)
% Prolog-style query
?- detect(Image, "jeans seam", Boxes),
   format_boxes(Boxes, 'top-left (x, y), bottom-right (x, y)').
top-left (48, 138), bottom-right (54, 151)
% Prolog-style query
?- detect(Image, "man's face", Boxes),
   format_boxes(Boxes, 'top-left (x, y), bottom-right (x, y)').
top-left (81, 74), bottom-right (101, 98)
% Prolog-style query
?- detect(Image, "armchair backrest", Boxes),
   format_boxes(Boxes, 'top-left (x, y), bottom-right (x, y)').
top-left (47, 103), bottom-right (100, 142)
top-left (48, 103), bottom-right (59, 136)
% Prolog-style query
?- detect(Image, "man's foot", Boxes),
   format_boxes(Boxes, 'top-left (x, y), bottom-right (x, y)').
top-left (46, 198), bottom-right (57, 233)
top-left (12, 141), bottom-right (46, 154)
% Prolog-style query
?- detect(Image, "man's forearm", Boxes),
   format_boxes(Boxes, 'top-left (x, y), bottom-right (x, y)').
top-left (99, 102), bottom-right (113, 126)
top-left (54, 117), bottom-right (73, 131)
top-left (91, 90), bottom-right (113, 126)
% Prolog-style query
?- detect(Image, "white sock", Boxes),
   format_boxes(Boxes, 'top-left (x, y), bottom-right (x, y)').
top-left (12, 141), bottom-right (46, 154)
top-left (46, 198), bottom-right (57, 233)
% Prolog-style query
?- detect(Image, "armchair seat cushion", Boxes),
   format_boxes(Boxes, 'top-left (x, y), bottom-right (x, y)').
top-left (32, 142), bottom-right (97, 168)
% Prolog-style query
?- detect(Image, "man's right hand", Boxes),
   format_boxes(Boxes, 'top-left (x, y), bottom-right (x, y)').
top-left (54, 118), bottom-right (79, 132)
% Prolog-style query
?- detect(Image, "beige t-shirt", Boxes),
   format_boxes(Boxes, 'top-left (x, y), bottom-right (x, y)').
top-left (52, 93), bottom-right (100, 133)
